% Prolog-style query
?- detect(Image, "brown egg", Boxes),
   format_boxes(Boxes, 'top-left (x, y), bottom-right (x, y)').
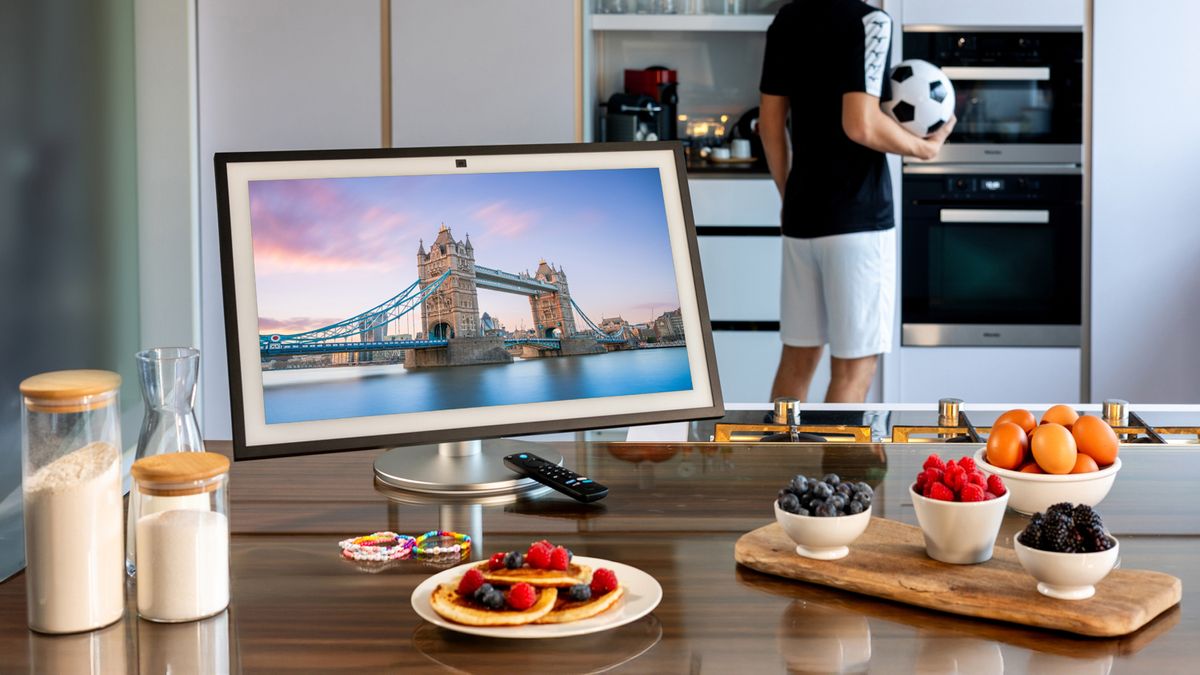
top-left (1041, 404), bottom-right (1079, 429)
top-left (1071, 453), bottom-right (1100, 473)
top-left (985, 421), bottom-right (1028, 470)
top-left (1031, 422), bottom-right (1077, 474)
top-left (1019, 462), bottom-right (1045, 474)
top-left (996, 408), bottom-right (1037, 435)
top-left (1072, 414), bottom-right (1120, 466)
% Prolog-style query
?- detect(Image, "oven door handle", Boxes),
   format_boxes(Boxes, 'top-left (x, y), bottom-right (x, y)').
top-left (939, 209), bottom-right (1050, 223)
top-left (941, 66), bottom-right (1051, 81)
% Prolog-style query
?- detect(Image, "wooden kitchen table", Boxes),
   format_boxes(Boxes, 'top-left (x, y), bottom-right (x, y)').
top-left (0, 441), bottom-right (1193, 673)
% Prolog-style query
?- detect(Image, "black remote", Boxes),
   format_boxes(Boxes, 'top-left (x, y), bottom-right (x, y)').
top-left (503, 452), bottom-right (608, 503)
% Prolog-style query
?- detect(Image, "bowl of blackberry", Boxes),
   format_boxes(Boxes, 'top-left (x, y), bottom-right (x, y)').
top-left (1014, 502), bottom-right (1119, 600)
top-left (774, 473), bottom-right (874, 560)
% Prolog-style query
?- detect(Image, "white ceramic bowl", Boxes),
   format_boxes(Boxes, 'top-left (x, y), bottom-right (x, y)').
top-left (1014, 535), bottom-right (1119, 600)
top-left (974, 448), bottom-right (1121, 515)
top-left (910, 485), bottom-right (1009, 564)
top-left (774, 502), bottom-right (872, 560)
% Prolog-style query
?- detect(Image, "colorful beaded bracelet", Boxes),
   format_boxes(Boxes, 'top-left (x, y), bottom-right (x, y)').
top-left (413, 530), bottom-right (472, 557)
top-left (338, 532), bottom-right (415, 562)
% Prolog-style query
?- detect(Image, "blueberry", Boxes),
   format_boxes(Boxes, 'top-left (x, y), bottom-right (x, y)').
top-left (796, 507), bottom-right (811, 517)
top-left (816, 503), bottom-right (839, 517)
top-left (808, 498), bottom-right (824, 511)
top-left (854, 482), bottom-right (873, 498)
top-left (835, 483), bottom-right (854, 498)
top-left (855, 491), bottom-right (873, 507)
top-left (827, 494), bottom-right (846, 510)
top-left (823, 473), bottom-right (841, 487)
top-left (567, 583), bottom-right (592, 602)
top-left (481, 589), bottom-right (506, 610)
top-left (473, 584), bottom-right (495, 604)
top-left (847, 500), bottom-right (866, 515)
top-left (778, 493), bottom-right (801, 514)
top-left (813, 482), bottom-right (833, 499)
top-left (789, 475), bottom-right (810, 495)
top-left (778, 487), bottom-right (793, 500)
top-left (504, 551), bottom-right (524, 569)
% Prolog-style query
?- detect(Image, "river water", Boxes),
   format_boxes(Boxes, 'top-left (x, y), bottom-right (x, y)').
top-left (261, 347), bottom-right (691, 424)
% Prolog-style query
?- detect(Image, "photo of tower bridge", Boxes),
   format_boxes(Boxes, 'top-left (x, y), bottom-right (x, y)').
top-left (248, 167), bottom-right (692, 424)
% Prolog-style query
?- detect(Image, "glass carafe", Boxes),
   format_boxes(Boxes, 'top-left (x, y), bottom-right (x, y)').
top-left (126, 347), bottom-right (204, 577)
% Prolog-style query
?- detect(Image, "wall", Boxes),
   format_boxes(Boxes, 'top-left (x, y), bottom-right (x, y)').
top-left (1091, 0), bottom-right (1200, 403)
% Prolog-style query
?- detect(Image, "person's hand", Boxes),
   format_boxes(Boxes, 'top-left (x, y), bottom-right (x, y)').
top-left (925, 114), bottom-right (957, 148)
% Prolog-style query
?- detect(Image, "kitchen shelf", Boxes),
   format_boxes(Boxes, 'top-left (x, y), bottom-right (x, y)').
top-left (590, 14), bottom-right (772, 32)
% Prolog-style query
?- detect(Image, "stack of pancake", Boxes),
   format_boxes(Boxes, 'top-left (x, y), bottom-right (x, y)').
top-left (430, 560), bottom-right (625, 627)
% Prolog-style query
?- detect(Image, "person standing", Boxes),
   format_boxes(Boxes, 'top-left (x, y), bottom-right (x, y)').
top-left (759, 0), bottom-right (955, 402)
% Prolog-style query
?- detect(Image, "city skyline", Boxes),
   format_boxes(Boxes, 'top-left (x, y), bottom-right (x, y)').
top-left (249, 168), bottom-right (683, 336)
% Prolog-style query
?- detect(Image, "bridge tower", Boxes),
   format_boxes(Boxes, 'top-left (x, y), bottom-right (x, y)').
top-left (529, 260), bottom-right (577, 338)
top-left (417, 224), bottom-right (480, 339)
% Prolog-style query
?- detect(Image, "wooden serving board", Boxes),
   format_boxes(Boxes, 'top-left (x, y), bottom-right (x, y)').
top-left (735, 518), bottom-right (1181, 637)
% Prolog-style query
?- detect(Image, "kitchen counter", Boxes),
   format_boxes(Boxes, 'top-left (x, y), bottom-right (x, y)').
top-left (0, 440), bottom-right (1194, 672)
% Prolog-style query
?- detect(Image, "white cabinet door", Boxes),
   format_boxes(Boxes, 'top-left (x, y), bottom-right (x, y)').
top-left (899, 347), bottom-right (1080, 404)
top-left (197, 0), bottom-right (382, 438)
top-left (898, 0), bottom-right (1083, 26)
top-left (688, 179), bottom-right (780, 226)
top-left (697, 236), bottom-right (780, 322)
top-left (390, 0), bottom-right (577, 147)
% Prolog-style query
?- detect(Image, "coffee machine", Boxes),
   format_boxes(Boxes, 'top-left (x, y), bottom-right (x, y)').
top-left (601, 66), bottom-right (678, 142)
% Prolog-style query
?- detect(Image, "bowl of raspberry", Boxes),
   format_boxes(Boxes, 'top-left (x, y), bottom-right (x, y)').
top-left (1013, 503), bottom-right (1120, 600)
top-left (774, 473), bottom-right (874, 560)
top-left (910, 454), bottom-right (1010, 565)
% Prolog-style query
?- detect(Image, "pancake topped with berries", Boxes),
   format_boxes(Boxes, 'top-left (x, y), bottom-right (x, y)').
top-left (430, 569), bottom-right (557, 627)
top-left (476, 540), bottom-right (591, 588)
top-left (534, 568), bottom-right (624, 624)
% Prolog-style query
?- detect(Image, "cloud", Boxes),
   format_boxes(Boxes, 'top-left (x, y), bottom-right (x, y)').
top-left (470, 200), bottom-right (539, 239)
top-left (249, 179), bottom-right (412, 275)
top-left (258, 316), bottom-right (342, 335)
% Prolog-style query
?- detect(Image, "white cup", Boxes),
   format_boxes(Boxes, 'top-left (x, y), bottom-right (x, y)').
top-left (731, 138), bottom-right (751, 159)
top-left (711, 147), bottom-right (731, 160)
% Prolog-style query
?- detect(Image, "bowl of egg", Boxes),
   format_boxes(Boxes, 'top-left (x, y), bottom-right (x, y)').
top-left (974, 406), bottom-right (1122, 515)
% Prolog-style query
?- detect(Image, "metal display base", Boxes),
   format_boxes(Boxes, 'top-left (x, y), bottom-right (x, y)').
top-left (373, 439), bottom-right (562, 497)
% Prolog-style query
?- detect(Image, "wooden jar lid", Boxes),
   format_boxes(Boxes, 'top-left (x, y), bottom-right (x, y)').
top-left (132, 452), bottom-right (231, 496)
top-left (20, 370), bottom-right (122, 412)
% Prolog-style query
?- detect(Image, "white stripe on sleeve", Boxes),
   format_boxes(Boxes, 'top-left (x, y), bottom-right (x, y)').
top-left (862, 10), bottom-right (892, 97)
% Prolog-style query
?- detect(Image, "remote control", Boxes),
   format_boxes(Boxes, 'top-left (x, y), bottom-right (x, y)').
top-left (503, 452), bottom-right (608, 503)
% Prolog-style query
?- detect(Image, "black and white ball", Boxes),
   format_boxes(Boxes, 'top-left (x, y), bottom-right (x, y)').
top-left (882, 59), bottom-right (955, 137)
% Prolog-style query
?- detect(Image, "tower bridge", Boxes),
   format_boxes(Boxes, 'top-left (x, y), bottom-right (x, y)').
top-left (261, 224), bottom-right (635, 366)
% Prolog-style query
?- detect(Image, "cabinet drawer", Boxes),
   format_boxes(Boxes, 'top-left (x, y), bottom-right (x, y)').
top-left (899, 347), bottom-right (1081, 404)
top-left (688, 179), bottom-right (780, 226)
top-left (697, 236), bottom-right (780, 322)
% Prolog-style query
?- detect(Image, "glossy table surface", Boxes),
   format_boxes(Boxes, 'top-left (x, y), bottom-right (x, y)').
top-left (0, 441), bottom-right (1194, 673)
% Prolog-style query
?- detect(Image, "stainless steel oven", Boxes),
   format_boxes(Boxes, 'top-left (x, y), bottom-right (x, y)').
top-left (901, 165), bottom-right (1082, 346)
top-left (904, 27), bottom-right (1083, 164)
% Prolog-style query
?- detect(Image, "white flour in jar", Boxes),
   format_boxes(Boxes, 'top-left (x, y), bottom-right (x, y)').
top-left (23, 441), bottom-right (124, 633)
top-left (137, 508), bottom-right (229, 621)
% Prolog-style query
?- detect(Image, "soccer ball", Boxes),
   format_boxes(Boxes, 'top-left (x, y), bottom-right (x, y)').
top-left (882, 59), bottom-right (955, 137)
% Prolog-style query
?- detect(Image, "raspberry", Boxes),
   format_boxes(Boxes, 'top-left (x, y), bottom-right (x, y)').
top-left (923, 480), bottom-right (935, 498)
top-left (590, 568), bottom-right (619, 595)
top-left (923, 454), bottom-right (945, 471)
top-left (945, 459), bottom-right (957, 472)
top-left (928, 482), bottom-right (955, 501)
top-left (916, 472), bottom-right (928, 490)
top-left (488, 552), bottom-right (508, 570)
top-left (958, 456), bottom-right (977, 473)
top-left (987, 474), bottom-right (1006, 496)
top-left (530, 539), bottom-right (553, 551)
top-left (984, 491), bottom-right (998, 500)
top-left (945, 467), bottom-right (967, 493)
top-left (549, 546), bottom-right (571, 571)
top-left (525, 543), bottom-right (552, 569)
top-left (457, 568), bottom-right (485, 595)
top-left (960, 484), bottom-right (986, 502)
top-left (922, 468), bottom-right (943, 485)
top-left (967, 471), bottom-right (987, 489)
top-left (506, 582), bottom-right (537, 611)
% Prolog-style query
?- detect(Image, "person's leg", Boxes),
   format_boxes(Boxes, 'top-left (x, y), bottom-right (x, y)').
top-left (773, 235), bottom-right (826, 401)
top-left (816, 229), bottom-right (895, 403)
top-left (771, 345), bottom-right (824, 401)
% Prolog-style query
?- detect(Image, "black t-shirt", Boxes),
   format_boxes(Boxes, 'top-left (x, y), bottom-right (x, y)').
top-left (760, 0), bottom-right (895, 239)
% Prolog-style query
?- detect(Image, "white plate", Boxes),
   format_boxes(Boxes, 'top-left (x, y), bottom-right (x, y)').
top-left (410, 556), bottom-right (663, 639)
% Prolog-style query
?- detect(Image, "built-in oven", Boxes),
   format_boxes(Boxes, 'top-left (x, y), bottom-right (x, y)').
top-left (904, 27), bottom-right (1083, 164)
top-left (901, 165), bottom-right (1082, 346)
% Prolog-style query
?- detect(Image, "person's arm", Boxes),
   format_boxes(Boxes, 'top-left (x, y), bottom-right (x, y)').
top-left (760, 93), bottom-right (791, 198)
top-left (842, 92), bottom-right (956, 160)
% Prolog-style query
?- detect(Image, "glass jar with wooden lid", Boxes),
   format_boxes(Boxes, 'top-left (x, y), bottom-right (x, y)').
top-left (20, 369), bottom-right (124, 634)
top-left (131, 451), bottom-right (231, 622)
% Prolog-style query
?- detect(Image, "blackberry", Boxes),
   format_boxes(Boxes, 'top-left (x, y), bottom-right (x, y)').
top-left (1074, 506), bottom-right (1103, 532)
top-left (812, 482), bottom-right (834, 499)
top-left (1082, 524), bottom-right (1113, 552)
top-left (567, 583), bottom-right (592, 602)
top-left (823, 473), bottom-right (841, 487)
top-left (1047, 502), bottom-right (1074, 517)
top-left (778, 493), bottom-right (801, 514)
top-left (1042, 517), bottom-right (1074, 553)
top-left (504, 551), bottom-right (525, 569)
top-left (1019, 521), bottom-right (1043, 548)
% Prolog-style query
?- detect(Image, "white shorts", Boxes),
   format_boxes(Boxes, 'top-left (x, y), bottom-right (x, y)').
top-left (780, 229), bottom-right (896, 359)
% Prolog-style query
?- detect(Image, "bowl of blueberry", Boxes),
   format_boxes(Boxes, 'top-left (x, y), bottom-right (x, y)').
top-left (1014, 502), bottom-right (1119, 600)
top-left (774, 473), bottom-right (874, 560)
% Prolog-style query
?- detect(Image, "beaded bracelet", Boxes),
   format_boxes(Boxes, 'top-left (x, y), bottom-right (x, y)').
top-left (413, 530), bottom-right (472, 557)
top-left (338, 532), bottom-right (416, 562)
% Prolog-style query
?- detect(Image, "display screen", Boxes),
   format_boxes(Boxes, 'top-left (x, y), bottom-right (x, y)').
top-left (245, 168), bottom-right (692, 426)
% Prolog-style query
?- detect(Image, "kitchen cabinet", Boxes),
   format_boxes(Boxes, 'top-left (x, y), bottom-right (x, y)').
top-left (897, 0), bottom-right (1082, 26)
top-left (899, 347), bottom-right (1081, 404)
